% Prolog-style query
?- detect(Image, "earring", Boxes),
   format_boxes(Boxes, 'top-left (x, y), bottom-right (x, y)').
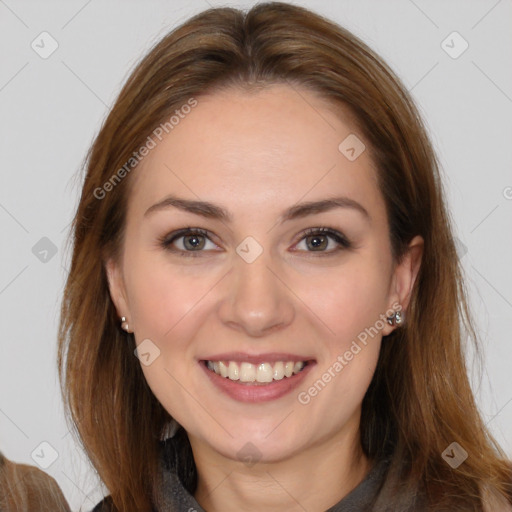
top-left (161, 418), bottom-right (181, 440)
top-left (120, 316), bottom-right (131, 333)
top-left (386, 311), bottom-right (403, 326)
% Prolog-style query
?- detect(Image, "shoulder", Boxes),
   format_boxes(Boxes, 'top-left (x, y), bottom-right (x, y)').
top-left (91, 433), bottom-right (188, 512)
top-left (91, 496), bottom-right (115, 511)
top-left (91, 495), bottom-right (160, 512)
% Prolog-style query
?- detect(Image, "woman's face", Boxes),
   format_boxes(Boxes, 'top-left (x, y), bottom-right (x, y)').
top-left (106, 84), bottom-right (421, 465)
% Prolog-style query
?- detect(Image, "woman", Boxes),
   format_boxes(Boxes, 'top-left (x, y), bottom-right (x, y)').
top-left (58, 2), bottom-right (512, 511)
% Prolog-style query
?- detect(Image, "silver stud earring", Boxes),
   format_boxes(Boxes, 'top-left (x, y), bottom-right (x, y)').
top-left (120, 316), bottom-right (131, 333)
top-left (386, 311), bottom-right (403, 326)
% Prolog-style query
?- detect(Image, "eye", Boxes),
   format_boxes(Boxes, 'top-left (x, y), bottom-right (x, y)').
top-left (158, 226), bottom-right (352, 258)
top-left (158, 228), bottom-right (219, 257)
top-left (293, 227), bottom-right (352, 255)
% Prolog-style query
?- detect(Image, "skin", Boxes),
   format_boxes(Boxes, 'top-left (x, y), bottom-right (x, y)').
top-left (106, 84), bottom-right (423, 512)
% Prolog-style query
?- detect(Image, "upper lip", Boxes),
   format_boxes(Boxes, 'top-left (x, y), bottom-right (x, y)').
top-left (200, 352), bottom-right (316, 365)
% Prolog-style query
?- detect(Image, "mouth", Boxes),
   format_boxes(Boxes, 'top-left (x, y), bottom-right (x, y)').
top-left (199, 355), bottom-right (316, 403)
top-left (202, 359), bottom-right (313, 384)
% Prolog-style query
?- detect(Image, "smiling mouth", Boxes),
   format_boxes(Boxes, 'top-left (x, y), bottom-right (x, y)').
top-left (202, 359), bottom-right (313, 384)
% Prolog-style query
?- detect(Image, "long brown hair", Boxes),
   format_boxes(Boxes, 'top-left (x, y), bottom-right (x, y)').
top-left (58, 2), bottom-right (512, 510)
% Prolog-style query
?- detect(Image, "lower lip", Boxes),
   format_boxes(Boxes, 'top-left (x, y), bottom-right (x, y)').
top-left (199, 361), bottom-right (315, 403)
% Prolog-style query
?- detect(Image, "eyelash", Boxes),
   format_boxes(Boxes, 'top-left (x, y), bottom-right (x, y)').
top-left (158, 226), bottom-right (352, 258)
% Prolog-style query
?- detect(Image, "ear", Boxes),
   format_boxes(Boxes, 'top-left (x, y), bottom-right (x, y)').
top-left (382, 235), bottom-right (424, 335)
top-left (104, 257), bottom-right (131, 321)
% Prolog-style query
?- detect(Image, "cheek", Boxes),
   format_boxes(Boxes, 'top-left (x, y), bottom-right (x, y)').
top-left (125, 249), bottom-right (217, 341)
top-left (303, 259), bottom-right (390, 344)
top-left (124, 254), bottom-right (213, 418)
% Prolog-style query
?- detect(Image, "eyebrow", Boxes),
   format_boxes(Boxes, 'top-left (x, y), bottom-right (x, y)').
top-left (144, 194), bottom-right (370, 223)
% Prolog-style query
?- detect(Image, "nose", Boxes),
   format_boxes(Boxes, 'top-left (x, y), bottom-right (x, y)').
top-left (217, 251), bottom-right (295, 337)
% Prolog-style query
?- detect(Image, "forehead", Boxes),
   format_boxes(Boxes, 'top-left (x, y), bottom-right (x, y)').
top-left (126, 84), bottom-right (382, 222)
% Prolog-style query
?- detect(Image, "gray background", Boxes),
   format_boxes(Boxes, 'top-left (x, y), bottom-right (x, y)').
top-left (1, 1), bottom-right (511, 510)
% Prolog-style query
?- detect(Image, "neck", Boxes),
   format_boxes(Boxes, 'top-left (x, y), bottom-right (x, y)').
top-left (190, 424), bottom-right (371, 512)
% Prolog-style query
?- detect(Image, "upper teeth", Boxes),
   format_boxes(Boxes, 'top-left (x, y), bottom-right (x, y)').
top-left (206, 360), bottom-right (305, 382)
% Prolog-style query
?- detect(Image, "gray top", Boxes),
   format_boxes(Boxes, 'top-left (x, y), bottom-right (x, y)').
top-left (93, 431), bottom-right (425, 511)
top-left (152, 454), bottom-right (392, 512)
